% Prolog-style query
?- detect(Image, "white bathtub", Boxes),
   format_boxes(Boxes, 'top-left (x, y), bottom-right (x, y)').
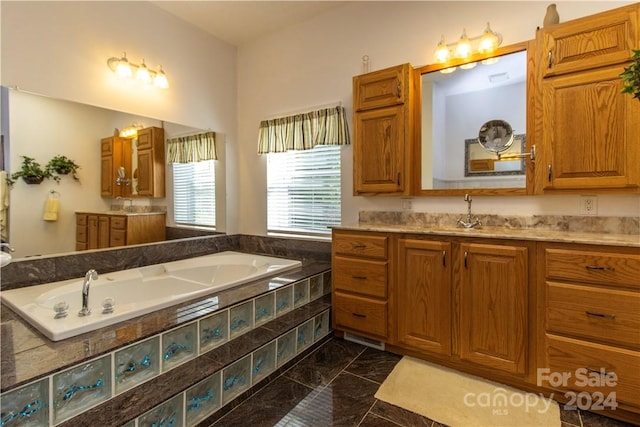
top-left (1, 251), bottom-right (301, 341)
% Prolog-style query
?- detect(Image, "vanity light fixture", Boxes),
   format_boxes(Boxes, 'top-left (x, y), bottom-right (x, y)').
top-left (433, 22), bottom-right (502, 72)
top-left (107, 52), bottom-right (169, 89)
top-left (120, 123), bottom-right (144, 139)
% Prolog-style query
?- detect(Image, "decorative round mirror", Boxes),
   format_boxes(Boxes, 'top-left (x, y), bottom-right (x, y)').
top-left (477, 119), bottom-right (514, 154)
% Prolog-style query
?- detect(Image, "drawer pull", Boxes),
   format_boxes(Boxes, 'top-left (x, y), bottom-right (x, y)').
top-left (352, 244), bottom-right (366, 250)
top-left (586, 367), bottom-right (616, 378)
top-left (585, 265), bottom-right (614, 272)
top-left (585, 311), bottom-right (616, 320)
top-left (352, 313), bottom-right (367, 318)
top-left (351, 275), bottom-right (367, 280)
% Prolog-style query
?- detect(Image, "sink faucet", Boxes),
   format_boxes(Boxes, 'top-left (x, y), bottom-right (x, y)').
top-left (457, 194), bottom-right (481, 229)
top-left (116, 196), bottom-right (133, 211)
top-left (78, 269), bottom-right (98, 317)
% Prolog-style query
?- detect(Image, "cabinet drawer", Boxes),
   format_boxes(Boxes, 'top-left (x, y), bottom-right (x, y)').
top-left (76, 215), bottom-right (87, 226)
top-left (541, 6), bottom-right (638, 77)
top-left (545, 249), bottom-right (640, 289)
top-left (333, 256), bottom-right (387, 298)
top-left (333, 292), bottom-right (387, 339)
top-left (547, 282), bottom-right (640, 347)
top-left (544, 334), bottom-right (640, 408)
top-left (110, 216), bottom-right (127, 230)
top-left (110, 230), bottom-right (126, 247)
top-left (333, 232), bottom-right (388, 259)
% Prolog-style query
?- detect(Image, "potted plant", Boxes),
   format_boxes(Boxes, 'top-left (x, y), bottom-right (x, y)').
top-left (620, 49), bottom-right (640, 100)
top-left (8, 156), bottom-right (52, 186)
top-left (46, 155), bottom-right (81, 182)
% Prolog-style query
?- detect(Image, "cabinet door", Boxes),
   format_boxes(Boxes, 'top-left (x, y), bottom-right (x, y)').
top-left (540, 65), bottom-right (640, 191)
top-left (397, 239), bottom-right (451, 356)
top-left (459, 243), bottom-right (528, 375)
top-left (87, 215), bottom-right (98, 249)
top-left (98, 216), bottom-right (110, 249)
top-left (354, 64), bottom-right (408, 111)
top-left (136, 149), bottom-right (153, 196)
top-left (353, 105), bottom-right (406, 194)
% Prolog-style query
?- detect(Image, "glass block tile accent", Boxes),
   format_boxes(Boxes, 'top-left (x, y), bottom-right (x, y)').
top-left (251, 341), bottom-right (276, 385)
top-left (115, 336), bottom-right (160, 394)
top-left (229, 301), bottom-right (253, 340)
top-left (222, 355), bottom-right (251, 404)
top-left (138, 392), bottom-right (183, 427)
top-left (162, 322), bottom-right (197, 371)
top-left (185, 371), bottom-right (221, 427)
top-left (0, 377), bottom-right (49, 427)
top-left (254, 293), bottom-right (275, 326)
top-left (199, 310), bottom-right (229, 353)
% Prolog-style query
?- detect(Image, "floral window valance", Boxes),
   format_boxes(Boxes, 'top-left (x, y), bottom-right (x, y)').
top-left (257, 105), bottom-right (350, 154)
top-left (167, 131), bottom-right (217, 163)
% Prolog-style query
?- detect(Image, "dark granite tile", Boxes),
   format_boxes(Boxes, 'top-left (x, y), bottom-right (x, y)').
top-left (345, 347), bottom-right (402, 383)
top-left (560, 405), bottom-right (581, 426)
top-left (581, 410), bottom-right (640, 427)
top-left (210, 375), bottom-right (317, 426)
top-left (0, 257), bottom-right (56, 290)
top-left (359, 413), bottom-right (404, 427)
top-left (370, 400), bottom-right (435, 427)
top-left (287, 371), bottom-right (380, 426)
top-left (283, 337), bottom-right (365, 388)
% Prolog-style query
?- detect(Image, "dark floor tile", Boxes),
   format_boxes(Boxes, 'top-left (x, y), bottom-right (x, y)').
top-left (560, 405), bottom-right (581, 426)
top-left (359, 413), bottom-right (403, 427)
top-left (370, 400), bottom-right (435, 427)
top-left (283, 337), bottom-right (365, 388)
top-left (286, 371), bottom-right (380, 427)
top-left (211, 375), bottom-right (317, 426)
top-left (581, 410), bottom-right (640, 427)
top-left (344, 347), bottom-right (401, 384)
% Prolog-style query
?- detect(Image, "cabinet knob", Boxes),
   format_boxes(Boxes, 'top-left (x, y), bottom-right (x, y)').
top-left (547, 164), bottom-right (553, 182)
top-left (547, 50), bottom-right (553, 69)
top-left (351, 312), bottom-right (366, 318)
top-left (585, 311), bottom-right (616, 320)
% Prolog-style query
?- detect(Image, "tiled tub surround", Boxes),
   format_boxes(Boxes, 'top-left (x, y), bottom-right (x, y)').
top-left (1, 267), bottom-right (332, 426)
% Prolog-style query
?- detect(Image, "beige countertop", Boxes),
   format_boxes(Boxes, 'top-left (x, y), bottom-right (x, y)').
top-left (332, 224), bottom-right (640, 247)
top-left (75, 210), bottom-right (166, 216)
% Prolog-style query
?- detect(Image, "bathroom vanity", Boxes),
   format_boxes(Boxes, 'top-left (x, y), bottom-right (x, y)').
top-left (75, 211), bottom-right (166, 251)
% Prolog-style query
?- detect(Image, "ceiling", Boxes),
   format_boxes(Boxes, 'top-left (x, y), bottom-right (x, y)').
top-left (152, 1), bottom-right (347, 46)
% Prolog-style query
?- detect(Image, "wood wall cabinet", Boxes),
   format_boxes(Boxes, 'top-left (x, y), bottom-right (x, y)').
top-left (535, 4), bottom-right (640, 193)
top-left (100, 127), bottom-right (165, 198)
top-left (135, 127), bottom-right (165, 197)
top-left (101, 136), bottom-right (132, 198)
top-left (538, 243), bottom-right (640, 413)
top-left (353, 63), bottom-right (415, 195)
top-left (332, 230), bottom-right (389, 340)
top-left (76, 213), bottom-right (166, 251)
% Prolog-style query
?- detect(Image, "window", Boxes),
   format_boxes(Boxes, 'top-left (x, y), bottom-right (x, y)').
top-left (267, 145), bottom-right (341, 236)
top-left (173, 160), bottom-right (215, 228)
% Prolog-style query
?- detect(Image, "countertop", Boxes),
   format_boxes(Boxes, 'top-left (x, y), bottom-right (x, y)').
top-left (332, 224), bottom-right (640, 247)
top-left (75, 210), bottom-right (167, 217)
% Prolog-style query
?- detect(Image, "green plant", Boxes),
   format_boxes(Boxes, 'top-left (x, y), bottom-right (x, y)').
top-left (8, 156), bottom-right (52, 186)
top-left (46, 155), bottom-right (81, 182)
top-left (620, 49), bottom-right (640, 100)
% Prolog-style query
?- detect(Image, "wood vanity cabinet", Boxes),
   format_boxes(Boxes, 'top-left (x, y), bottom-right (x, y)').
top-left (76, 213), bottom-right (166, 251)
top-left (101, 136), bottom-right (132, 198)
top-left (135, 127), bottom-right (165, 198)
top-left (392, 235), bottom-right (531, 376)
top-left (535, 4), bottom-right (640, 193)
top-left (538, 243), bottom-right (640, 413)
top-left (352, 63), bottom-right (415, 195)
top-left (332, 230), bottom-right (389, 340)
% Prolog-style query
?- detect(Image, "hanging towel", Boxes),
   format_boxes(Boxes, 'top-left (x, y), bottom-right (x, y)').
top-left (43, 195), bottom-right (59, 221)
top-left (0, 171), bottom-right (8, 239)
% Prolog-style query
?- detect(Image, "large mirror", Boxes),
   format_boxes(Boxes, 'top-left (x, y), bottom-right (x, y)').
top-left (418, 42), bottom-right (531, 194)
top-left (1, 87), bottom-right (226, 259)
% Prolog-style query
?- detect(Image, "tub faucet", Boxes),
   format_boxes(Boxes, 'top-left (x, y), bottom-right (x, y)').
top-left (78, 269), bottom-right (98, 317)
top-left (457, 194), bottom-right (481, 229)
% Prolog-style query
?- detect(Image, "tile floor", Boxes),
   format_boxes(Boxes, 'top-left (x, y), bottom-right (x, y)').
top-left (209, 336), bottom-right (638, 427)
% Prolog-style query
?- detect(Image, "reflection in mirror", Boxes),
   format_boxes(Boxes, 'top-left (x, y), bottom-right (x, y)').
top-left (421, 49), bottom-right (527, 190)
top-left (2, 87), bottom-right (224, 259)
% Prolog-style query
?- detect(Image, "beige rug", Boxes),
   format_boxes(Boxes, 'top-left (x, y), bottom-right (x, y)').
top-left (375, 357), bottom-right (560, 427)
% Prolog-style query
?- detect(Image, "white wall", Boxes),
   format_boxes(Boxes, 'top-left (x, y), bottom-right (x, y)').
top-left (237, 1), bottom-right (639, 235)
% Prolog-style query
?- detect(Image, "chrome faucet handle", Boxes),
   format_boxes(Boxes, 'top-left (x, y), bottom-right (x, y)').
top-left (0, 243), bottom-right (15, 252)
top-left (102, 297), bottom-right (115, 314)
top-left (53, 301), bottom-right (69, 319)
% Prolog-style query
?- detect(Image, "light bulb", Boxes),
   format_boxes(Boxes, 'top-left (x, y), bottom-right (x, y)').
top-left (455, 29), bottom-right (472, 59)
top-left (459, 62), bottom-right (477, 70)
top-left (136, 60), bottom-right (152, 85)
top-left (434, 35), bottom-right (451, 63)
top-left (154, 66), bottom-right (169, 89)
top-left (115, 53), bottom-right (132, 79)
top-left (478, 22), bottom-right (500, 53)
top-left (440, 66), bottom-right (456, 74)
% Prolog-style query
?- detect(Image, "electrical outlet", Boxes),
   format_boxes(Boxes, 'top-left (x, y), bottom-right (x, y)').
top-left (580, 196), bottom-right (598, 215)
top-left (401, 198), bottom-right (413, 211)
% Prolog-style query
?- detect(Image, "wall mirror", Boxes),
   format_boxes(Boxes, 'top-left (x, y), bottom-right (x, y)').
top-left (417, 42), bottom-right (531, 194)
top-left (1, 87), bottom-right (225, 258)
